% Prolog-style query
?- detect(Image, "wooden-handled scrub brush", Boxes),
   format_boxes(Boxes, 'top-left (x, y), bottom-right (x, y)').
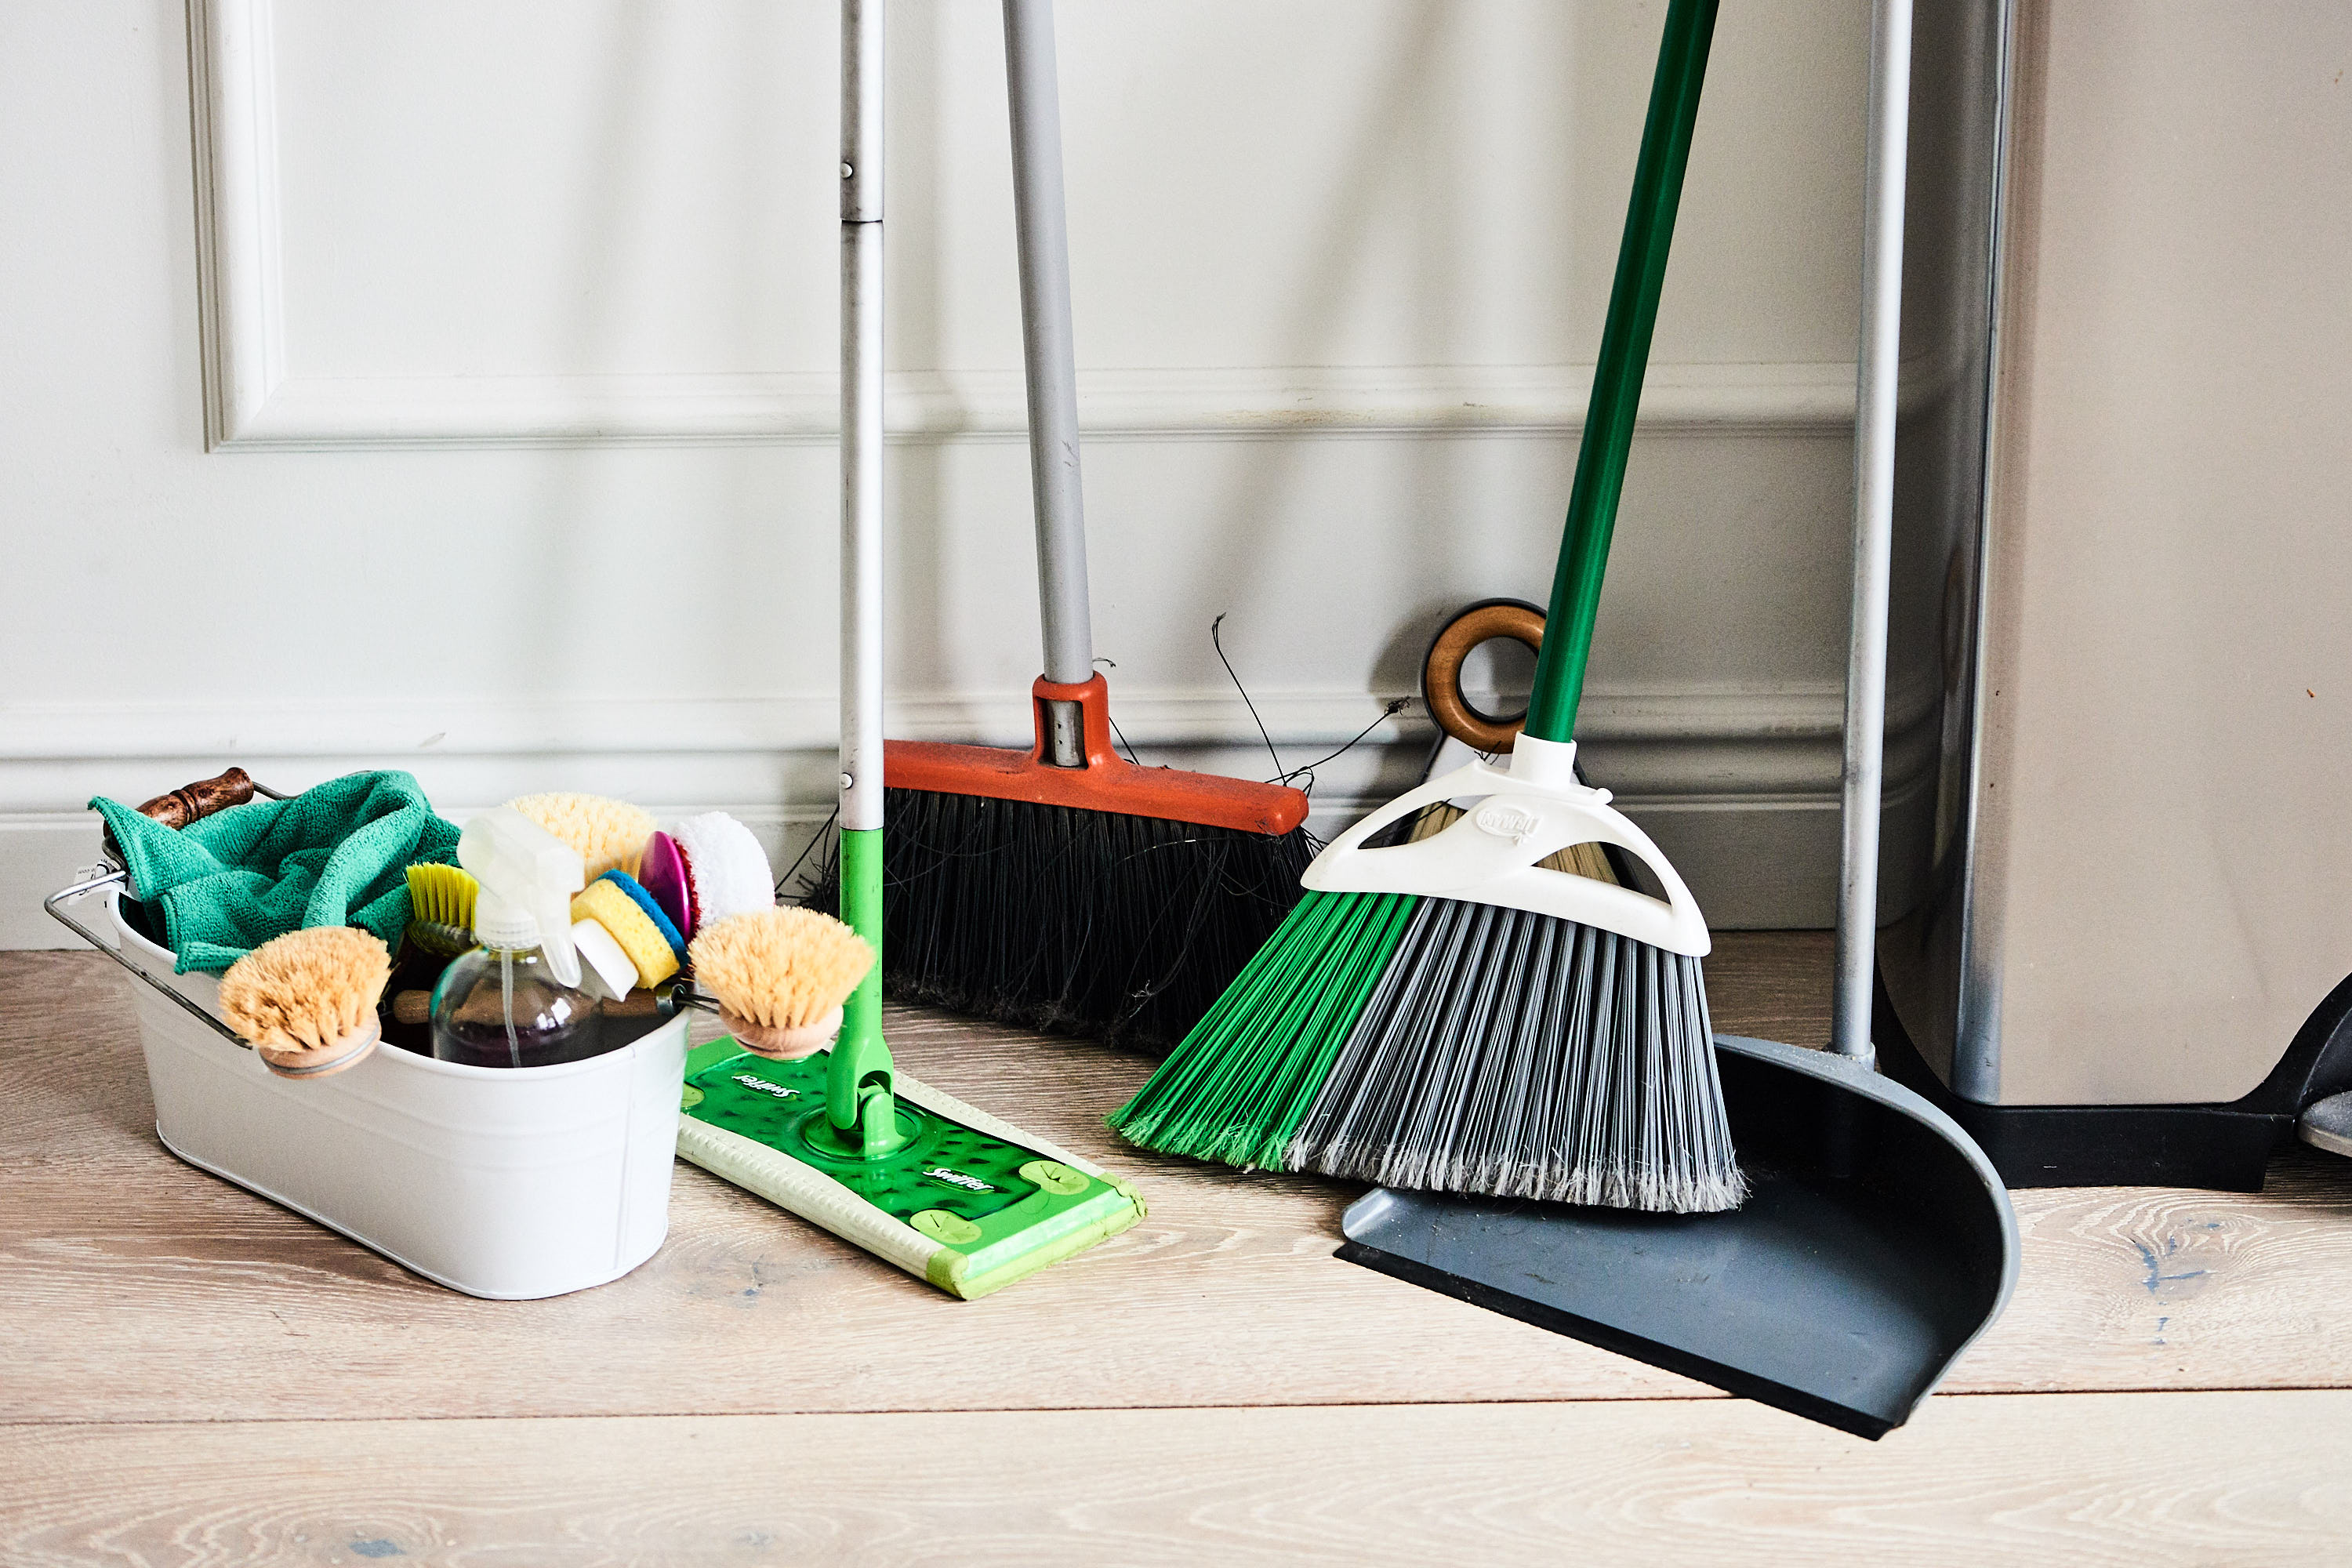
top-left (821, 0), bottom-right (1312, 1053)
top-left (1112, 0), bottom-right (1743, 1214)
top-left (506, 793), bottom-right (655, 882)
top-left (218, 927), bottom-right (393, 1079)
top-left (691, 907), bottom-right (877, 1060)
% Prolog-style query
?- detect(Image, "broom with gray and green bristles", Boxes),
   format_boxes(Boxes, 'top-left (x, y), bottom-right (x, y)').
top-left (1111, 0), bottom-right (1742, 1214)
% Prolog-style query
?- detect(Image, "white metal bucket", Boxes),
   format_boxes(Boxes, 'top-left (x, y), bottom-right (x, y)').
top-left (106, 891), bottom-right (686, 1300)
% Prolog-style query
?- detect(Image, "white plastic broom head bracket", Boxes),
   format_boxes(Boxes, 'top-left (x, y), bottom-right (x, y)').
top-left (1300, 734), bottom-right (1711, 958)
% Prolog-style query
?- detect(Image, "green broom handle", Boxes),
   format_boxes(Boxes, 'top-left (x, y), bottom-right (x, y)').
top-left (1524, 0), bottom-right (1719, 745)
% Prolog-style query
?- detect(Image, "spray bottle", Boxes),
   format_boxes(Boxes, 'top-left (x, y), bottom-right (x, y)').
top-left (430, 808), bottom-right (601, 1069)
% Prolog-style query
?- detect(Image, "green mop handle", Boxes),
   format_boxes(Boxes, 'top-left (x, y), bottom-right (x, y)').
top-left (1523, 0), bottom-right (1719, 745)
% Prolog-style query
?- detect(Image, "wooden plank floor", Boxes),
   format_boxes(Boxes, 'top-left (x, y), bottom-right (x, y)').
top-left (5, 938), bottom-right (2351, 1563)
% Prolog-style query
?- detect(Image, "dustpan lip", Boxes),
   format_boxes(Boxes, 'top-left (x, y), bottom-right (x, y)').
top-left (1716, 1033), bottom-right (2014, 1206)
top-left (1711, 1029), bottom-right (2023, 1374)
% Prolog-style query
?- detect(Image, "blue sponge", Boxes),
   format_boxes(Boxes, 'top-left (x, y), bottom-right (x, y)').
top-left (593, 869), bottom-right (686, 960)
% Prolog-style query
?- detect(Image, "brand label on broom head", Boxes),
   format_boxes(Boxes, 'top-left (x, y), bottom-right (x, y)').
top-left (1472, 802), bottom-right (1543, 844)
top-left (733, 1073), bottom-right (800, 1101)
top-left (924, 1167), bottom-right (995, 1193)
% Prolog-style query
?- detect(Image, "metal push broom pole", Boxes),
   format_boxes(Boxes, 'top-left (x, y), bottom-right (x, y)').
top-left (1835, 0), bottom-right (1914, 1069)
top-left (833, 0), bottom-right (904, 1156)
top-left (1004, 0), bottom-right (1095, 762)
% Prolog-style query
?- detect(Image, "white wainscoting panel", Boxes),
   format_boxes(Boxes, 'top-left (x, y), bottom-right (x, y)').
top-left (6, 0), bottom-right (1879, 942)
top-left (190, 0), bottom-right (1867, 448)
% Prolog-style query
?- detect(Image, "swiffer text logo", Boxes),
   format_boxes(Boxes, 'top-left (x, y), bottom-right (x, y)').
top-left (1472, 803), bottom-right (1543, 845)
top-left (732, 1073), bottom-right (800, 1101)
top-left (924, 1167), bottom-right (996, 1193)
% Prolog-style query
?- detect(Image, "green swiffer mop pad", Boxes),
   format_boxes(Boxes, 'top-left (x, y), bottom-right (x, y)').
top-left (677, 1037), bottom-right (1145, 1300)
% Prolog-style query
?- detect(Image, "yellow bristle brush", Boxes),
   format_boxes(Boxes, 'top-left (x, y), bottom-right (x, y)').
top-left (505, 793), bottom-right (656, 881)
top-left (688, 907), bottom-right (877, 1060)
top-left (218, 927), bottom-right (394, 1080)
top-left (405, 862), bottom-right (478, 957)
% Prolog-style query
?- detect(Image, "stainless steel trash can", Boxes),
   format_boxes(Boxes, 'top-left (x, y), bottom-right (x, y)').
top-left (1876, 0), bottom-right (2352, 1187)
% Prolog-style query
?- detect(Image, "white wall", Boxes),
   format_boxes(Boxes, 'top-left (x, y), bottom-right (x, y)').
top-left (3, 0), bottom-right (1869, 943)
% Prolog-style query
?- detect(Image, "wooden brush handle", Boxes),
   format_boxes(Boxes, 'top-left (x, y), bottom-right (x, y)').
top-left (600, 990), bottom-right (671, 1020)
top-left (136, 768), bottom-right (256, 830)
top-left (390, 988), bottom-right (670, 1029)
top-left (105, 766), bottom-right (258, 868)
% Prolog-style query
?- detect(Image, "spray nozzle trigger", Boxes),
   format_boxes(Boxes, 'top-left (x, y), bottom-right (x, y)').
top-left (457, 808), bottom-right (586, 987)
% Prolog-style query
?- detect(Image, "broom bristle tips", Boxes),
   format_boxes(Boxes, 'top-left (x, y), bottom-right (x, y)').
top-left (1119, 895), bottom-right (1745, 1216)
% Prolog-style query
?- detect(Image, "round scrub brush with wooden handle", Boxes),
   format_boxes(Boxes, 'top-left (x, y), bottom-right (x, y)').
top-left (689, 908), bottom-right (877, 1061)
top-left (219, 927), bottom-right (393, 1079)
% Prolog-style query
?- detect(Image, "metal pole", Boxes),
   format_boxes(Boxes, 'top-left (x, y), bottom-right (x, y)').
top-left (1003, 0), bottom-right (1097, 757)
top-left (832, 0), bottom-right (901, 1149)
top-left (1834, 0), bottom-right (1915, 1065)
top-left (840, 0), bottom-right (885, 837)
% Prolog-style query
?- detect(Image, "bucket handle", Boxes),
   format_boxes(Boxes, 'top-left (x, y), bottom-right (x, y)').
top-left (47, 775), bottom-right (292, 1051)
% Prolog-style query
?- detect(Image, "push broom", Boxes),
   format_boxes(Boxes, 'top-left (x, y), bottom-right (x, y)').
top-left (674, 0), bottom-right (1143, 1297)
top-left (1112, 0), bottom-right (1742, 1214)
top-left (841, 0), bottom-right (1314, 1052)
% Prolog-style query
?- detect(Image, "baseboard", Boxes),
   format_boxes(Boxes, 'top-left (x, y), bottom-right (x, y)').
top-left (5, 797), bottom-right (1836, 952)
top-left (2, 682), bottom-right (1858, 947)
top-left (0, 684), bottom-right (1846, 765)
top-left (1621, 795), bottom-right (1840, 930)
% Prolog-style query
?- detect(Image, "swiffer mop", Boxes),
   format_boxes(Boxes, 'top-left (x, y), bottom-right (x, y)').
top-left (1113, 0), bottom-right (1742, 1214)
top-left (677, 0), bottom-right (1143, 1298)
top-left (852, 0), bottom-right (1314, 1052)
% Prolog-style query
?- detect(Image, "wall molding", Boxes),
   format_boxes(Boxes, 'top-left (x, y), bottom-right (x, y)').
top-left (0, 684), bottom-right (1841, 775)
top-left (212, 363), bottom-right (1864, 451)
top-left (2, 680), bottom-right (1921, 941)
top-left (186, 0), bottom-right (1859, 452)
top-left (0, 677), bottom-right (1944, 804)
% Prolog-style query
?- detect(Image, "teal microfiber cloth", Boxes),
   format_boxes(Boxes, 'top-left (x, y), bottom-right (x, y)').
top-left (90, 770), bottom-right (461, 974)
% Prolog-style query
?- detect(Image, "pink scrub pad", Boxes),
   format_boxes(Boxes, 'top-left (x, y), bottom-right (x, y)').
top-left (670, 812), bottom-right (776, 926)
top-left (637, 831), bottom-right (698, 941)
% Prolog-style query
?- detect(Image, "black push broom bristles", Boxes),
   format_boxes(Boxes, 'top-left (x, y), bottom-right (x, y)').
top-left (812, 787), bottom-right (1314, 1052)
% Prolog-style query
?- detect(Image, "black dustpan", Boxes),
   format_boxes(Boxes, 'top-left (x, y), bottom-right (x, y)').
top-left (1340, 1034), bottom-right (2019, 1439)
top-left (1340, 0), bottom-right (2020, 1438)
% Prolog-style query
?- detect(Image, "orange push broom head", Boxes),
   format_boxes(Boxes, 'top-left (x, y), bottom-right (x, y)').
top-left (884, 674), bottom-right (1308, 836)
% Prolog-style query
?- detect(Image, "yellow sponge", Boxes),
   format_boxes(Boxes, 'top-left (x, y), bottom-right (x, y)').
top-left (572, 879), bottom-right (680, 987)
top-left (506, 793), bottom-right (655, 881)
